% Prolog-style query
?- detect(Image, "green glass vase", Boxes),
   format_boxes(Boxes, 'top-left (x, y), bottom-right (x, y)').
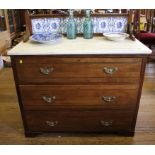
top-left (67, 10), bottom-right (77, 39)
top-left (83, 9), bottom-right (93, 39)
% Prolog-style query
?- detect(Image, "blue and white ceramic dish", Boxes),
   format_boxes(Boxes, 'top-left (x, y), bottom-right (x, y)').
top-left (30, 33), bottom-right (63, 43)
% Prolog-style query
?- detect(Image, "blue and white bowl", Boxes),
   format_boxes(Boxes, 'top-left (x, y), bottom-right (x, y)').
top-left (30, 33), bottom-right (63, 43)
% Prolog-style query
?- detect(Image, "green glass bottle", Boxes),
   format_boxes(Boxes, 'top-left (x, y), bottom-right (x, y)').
top-left (67, 9), bottom-right (77, 39)
top-left (83, 9), bottom-right (93, 39)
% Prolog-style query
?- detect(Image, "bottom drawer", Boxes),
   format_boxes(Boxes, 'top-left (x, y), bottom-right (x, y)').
top-left (25, 110), bottom-right (134, 132)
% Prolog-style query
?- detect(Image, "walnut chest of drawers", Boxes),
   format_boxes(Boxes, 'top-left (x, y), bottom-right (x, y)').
top-left (9, 37), bottom-right (151, 137)
top-left (11, 55), bottom-right (147, 137)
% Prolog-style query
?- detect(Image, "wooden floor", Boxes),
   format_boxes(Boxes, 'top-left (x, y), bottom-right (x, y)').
top-left (0, 63), bottom-right (155, 144)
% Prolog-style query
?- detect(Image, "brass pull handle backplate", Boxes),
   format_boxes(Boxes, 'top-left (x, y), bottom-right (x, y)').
top-left (100, 120), bottom-right (113, 127)
top-left (40, 67), bottom-right (54, 75)
top-left (103, 67), bottom-right (118, 74)
top-left (102, 96), bottom-right (116, 102)
top-left (46, 121), bottom-right (58, 127)
top-left (42, 96), bottom-right (56, 103)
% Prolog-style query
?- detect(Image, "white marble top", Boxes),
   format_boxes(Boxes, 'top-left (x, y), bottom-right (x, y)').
top-left (8, 37), bottom-right (152, 55)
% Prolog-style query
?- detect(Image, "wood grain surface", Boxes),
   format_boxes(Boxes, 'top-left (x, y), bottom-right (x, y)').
top-left (0, 62), bottom-right (155, 144)
top-left (13, 56), bottom-right (142, 84)
top-left (19, 85), bottom-right (138, 110)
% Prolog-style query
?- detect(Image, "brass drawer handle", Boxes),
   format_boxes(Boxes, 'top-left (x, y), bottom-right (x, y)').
top-left (46, 121), bottom-right (58, 127)
top-left (40, 67), bottom-right (54, 75)
top-left (103, 67), bottom-right (118, 74)
top-left (42, 96), bottom-right (56, 103)
top-left (100, 120), bottom-right (113, 127)
top-left (102, 96), bottom-right (116, 102)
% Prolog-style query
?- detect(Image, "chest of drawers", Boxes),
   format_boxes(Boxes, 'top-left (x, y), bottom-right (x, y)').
top-left (11, 55), bottom-right (147, 137)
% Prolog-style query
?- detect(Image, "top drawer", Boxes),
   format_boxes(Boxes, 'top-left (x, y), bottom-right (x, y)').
top-left (12, 56), bottom-right (142, 84)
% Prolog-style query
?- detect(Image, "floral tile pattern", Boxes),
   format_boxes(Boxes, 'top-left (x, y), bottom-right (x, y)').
top-left (32, 18), bottom-right (61, 34)
top-left (31, 16), bottom-right (128, 34)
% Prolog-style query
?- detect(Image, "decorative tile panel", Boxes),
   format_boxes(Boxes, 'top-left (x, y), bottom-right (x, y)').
top-left (31, 16), bottom-right (128, 34)
top-left (32, 18), bottom-right (61, 34)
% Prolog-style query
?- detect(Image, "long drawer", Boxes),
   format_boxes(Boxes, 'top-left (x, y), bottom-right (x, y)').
top-left (25, 110), bottom-right (134, 132)
top-left (19, 84), bottom-right (139, 110)
top-left (13, 57), bottom-right (142, 84)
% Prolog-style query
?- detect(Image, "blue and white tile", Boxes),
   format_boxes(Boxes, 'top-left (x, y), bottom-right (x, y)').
top-left (31, 16), bottom-right (128, 34)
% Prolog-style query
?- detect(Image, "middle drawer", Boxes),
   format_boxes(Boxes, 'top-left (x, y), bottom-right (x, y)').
top-left (19, 84), bottom-right (139, 110)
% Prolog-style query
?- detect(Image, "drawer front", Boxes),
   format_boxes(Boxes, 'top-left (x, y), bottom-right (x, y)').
top-left (14, 57), bottom-right (142, 84)
top-left (20, 85), bottom-right (138, 110)
top-left (25, 110), bottom-right (134, 132)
